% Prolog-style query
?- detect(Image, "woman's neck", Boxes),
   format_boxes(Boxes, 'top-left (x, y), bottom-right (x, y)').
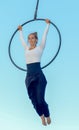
top-left (29, 45), bottom-right (36, 50)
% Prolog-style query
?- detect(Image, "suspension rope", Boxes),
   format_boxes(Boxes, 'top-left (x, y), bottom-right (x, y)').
top-left (34, 0), bottom-right (39, 19)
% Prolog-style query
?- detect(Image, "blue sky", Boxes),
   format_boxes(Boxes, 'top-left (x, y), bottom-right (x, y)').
top-left (0, 0), bottom-right (79, 130)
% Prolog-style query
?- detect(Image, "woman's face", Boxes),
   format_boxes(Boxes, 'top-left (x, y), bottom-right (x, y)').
top-left (28, 34), bottom-right (37, 46)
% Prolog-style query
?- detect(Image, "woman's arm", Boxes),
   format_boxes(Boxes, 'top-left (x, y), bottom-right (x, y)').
top-left (39, 19), bottom-right (50, 49)
top-left (18, 25), bottom-right (28, 50)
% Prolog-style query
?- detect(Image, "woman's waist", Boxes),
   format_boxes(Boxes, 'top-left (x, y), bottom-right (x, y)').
top-left (26, 62), bottom-right (41, 74)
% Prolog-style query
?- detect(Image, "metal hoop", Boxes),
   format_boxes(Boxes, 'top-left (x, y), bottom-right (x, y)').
top-left (8, 18), bottom-right (61, 71)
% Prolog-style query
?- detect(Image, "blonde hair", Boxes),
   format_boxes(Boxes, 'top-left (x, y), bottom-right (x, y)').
top-left (28, 32), bottom-right (38, 40)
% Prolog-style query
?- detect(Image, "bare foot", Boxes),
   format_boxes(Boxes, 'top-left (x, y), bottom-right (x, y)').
top-left (40, 115), bottom-right (47, 126)
top-left (46, 117), bottom-right (51, 124)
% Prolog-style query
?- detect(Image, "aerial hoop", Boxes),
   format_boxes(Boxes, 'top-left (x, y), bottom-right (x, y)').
top-left (8, 18), bottom-right (61, 71)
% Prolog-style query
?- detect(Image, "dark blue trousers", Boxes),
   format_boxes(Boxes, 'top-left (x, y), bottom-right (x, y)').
top-left (25, 62), bottom-right (50, 117)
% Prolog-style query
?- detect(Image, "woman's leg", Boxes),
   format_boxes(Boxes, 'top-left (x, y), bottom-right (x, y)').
top-left (27, 81), bottom-right (44, 116)
top-left (26, 79), bottom-right (51, 125)
top-left (27, 81), bottom-right (37, 110)
top-left (27, 81), bottom-right (47, 126)
top-left (36, 77), bottom-right (49, 116)
top-left (36, 74), bottom-right (51, 124)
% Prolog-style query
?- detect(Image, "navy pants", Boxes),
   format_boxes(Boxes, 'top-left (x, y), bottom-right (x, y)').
top-left (25, 63), bottom-right (50, 117)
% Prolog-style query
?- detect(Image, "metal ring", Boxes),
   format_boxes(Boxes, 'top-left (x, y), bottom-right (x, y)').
top-left (8, 18), bottom-right (61, 71)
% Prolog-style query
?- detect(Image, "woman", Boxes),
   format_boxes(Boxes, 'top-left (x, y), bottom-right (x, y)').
top-left (18, 19), bottom-right (51, 126)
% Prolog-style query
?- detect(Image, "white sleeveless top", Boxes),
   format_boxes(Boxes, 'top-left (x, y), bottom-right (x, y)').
top-left (19, 23), bottom-right (50, 64)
